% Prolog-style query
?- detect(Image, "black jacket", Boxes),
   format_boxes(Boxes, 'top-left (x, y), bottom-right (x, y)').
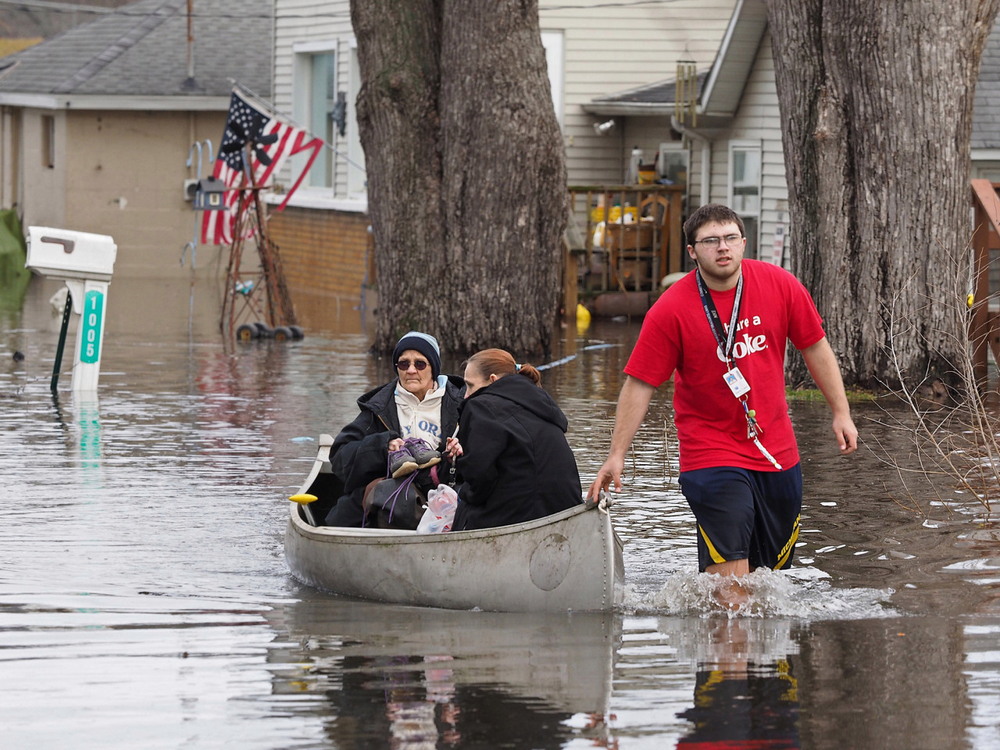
top-left (324, 375), bottom-right (465, 526)
top-left (452, 374), bottom-right (582, 531)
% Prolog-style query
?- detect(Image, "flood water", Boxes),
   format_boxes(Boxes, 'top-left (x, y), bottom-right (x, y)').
top-left (3, 277), bottom-right (1000, 749)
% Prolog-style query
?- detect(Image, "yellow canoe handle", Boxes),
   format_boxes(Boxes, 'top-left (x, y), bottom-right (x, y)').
top-left (289, 494), bottom-right (319, 505)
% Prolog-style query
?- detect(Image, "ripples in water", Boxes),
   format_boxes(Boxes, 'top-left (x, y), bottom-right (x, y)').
top-left (625, 567), bottom-right (897, 620)
top-left (4, 284), bottom-right (1000, 748)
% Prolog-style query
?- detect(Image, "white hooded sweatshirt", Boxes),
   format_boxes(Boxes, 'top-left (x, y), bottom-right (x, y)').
top-left (393, 375), bottom-right (448, 447)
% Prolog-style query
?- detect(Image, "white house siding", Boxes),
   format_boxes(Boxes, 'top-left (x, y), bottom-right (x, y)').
top-left (540, 0), bottom-right (737, 187)
top-left (678, 29), bottom-right (785, 263)
top-left (272, 0), bottom-right (737, 197)
top-left (272, 0), bottom-right (359, 208)
top-left (715, 30), bottom-right (787, 264)
top-left (267, 0), bottom-right (748, 307)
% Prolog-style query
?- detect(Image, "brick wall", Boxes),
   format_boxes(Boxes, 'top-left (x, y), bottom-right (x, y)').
top-left (269, 206), bottom-right (376, 330)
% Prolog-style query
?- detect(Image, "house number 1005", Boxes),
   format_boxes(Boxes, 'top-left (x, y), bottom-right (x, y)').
top-left (80, 289), bottom-right (104, 364)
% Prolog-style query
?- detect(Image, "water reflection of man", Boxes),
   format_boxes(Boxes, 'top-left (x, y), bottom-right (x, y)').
top-left (677, 661), bottom-right (800, 748)
top-left (676, 619), bottom-right (801, 749)
top-left (589, 203), bottom-right (858, 608)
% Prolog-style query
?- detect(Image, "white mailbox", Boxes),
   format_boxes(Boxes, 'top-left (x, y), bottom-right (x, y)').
top-left (26, 226), bottom-right (117, 282)
top-left (25, 225), bottom-right (117, 392)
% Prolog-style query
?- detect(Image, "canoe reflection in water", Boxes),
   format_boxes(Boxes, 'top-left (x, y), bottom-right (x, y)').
top-left (333, 655), bottom-right (584, 747)
top-left (265, 597), bottom-right (621, 748)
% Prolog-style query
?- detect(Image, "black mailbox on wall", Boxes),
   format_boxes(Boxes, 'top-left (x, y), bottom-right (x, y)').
top-left (194, 176), bottom-right (227, 210)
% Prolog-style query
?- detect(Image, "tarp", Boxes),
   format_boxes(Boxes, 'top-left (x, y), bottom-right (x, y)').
top-left (0, 209), bottom-right (30, 310)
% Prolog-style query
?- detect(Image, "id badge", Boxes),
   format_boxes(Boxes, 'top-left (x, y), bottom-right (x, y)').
top-left (723, 366), bottom-right (751, 398)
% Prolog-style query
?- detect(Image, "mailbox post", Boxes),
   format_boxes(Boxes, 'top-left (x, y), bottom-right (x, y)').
top-left (25, 227), bottom-right (118, 392)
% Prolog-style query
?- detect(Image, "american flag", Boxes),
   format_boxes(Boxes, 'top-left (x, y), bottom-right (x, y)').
top-left (200, 89), bottom-right (323, 246)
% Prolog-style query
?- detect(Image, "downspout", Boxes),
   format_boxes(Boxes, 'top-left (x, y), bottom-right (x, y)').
top-left (0, 106), bottom-right (7, 208)
top-left (671, 115), bottom-right (711, 208)
top-left (186, 0), bottom-right (195, 82)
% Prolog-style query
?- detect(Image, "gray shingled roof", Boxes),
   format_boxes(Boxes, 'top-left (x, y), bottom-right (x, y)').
top-left (973, 19), bottom-right (1000, 150)
top-left (585, 0), bottom-right (765, 119)
top-left (0, 0), bottom-right (271, 99)
top-left (590, 73), bottom-right (707, 107)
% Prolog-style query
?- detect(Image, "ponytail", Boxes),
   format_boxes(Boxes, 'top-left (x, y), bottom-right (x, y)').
top-left (465, 348), bottom-right (542, 386)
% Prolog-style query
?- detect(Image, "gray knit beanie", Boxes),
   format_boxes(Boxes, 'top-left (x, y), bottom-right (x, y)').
top-left (392, 331), bottom-right (441, 380)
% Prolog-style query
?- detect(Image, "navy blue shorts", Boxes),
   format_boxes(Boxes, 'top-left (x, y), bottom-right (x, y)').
top-left (678, 464), bottom-right (802, 573)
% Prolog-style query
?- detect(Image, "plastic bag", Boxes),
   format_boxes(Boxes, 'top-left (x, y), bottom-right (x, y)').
top-left (416, 484), bottom-right (459, 533)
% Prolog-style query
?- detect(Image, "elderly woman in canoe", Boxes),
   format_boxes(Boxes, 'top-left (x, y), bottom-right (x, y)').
top-left (323, 331), bottom-right (465, 527)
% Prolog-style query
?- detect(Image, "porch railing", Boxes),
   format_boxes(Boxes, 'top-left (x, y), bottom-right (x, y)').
top-left (568, 184), bottom-right (686, 294)
top-left (970, 179), bottom-right (1000, 385)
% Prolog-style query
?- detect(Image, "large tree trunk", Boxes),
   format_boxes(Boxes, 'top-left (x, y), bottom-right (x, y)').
top-left (766, 0), bottom-right (999, 389)
top-left (351, 0), bottom-right (566, 357)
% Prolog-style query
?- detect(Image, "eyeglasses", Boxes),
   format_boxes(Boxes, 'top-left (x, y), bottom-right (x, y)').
top-left (693, 234), bottom-right (744, 249)
top-left (396, 359), bottom-right (429, 371)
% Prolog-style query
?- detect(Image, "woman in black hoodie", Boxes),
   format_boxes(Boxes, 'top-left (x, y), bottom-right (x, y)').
top-left (451, 348), bottom-right (583, 531)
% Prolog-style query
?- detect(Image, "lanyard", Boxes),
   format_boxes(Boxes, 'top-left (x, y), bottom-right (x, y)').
top-left (695, 269), bottom-right (743, 367)
top-left (694, 269), bottom-right (782, 470)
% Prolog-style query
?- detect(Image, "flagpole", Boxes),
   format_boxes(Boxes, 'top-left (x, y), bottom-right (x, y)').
top-left (230, 80), bottom-right (367, 172)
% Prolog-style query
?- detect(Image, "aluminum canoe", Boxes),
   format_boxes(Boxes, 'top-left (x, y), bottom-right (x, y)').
top-left (285, 434), bottom-right (624, 612)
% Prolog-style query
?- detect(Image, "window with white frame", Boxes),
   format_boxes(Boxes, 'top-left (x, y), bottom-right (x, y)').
top-left (345, 44), bottom-right (365, 197)
top-left (729, 141), bottom-right (761, 259)
top-left (973, 163), bottom-right (1000, 182)
top-left (658, 142), bottom-right (688, 187)
top-left (294, 46), bottom-right (336, 189)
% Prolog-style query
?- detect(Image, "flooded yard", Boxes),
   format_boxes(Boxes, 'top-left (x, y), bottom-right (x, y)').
top-left (2, 277), bottom-right (1000, 748)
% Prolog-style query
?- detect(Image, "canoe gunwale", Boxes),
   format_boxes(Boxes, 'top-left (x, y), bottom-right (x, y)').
top-left (288, 496), bottom-right (607, 544)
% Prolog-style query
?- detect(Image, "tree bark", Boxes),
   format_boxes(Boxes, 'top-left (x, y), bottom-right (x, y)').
top-left (766, 0), bottom-right (1000, 389)
top-left (351, 0), bottom-right (566, 357)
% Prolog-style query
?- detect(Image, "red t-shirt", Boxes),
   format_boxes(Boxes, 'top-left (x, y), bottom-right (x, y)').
top-left (624, 259), bottom-right (826, 472)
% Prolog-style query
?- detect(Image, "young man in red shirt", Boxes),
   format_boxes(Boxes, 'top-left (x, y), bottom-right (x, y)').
top-left (588, 203), bottom-right (858, 607)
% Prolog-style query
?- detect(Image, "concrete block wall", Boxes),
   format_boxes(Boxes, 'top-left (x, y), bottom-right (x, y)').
top-left (269, 206), bottom-right (375, 331)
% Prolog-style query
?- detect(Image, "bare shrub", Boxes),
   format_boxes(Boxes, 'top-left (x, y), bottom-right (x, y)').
top-left (866, 256), bottom-right (1000, 516)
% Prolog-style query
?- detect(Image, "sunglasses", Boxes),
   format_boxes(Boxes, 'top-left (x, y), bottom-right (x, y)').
top-left (396, 359), bottom-right (429, 371)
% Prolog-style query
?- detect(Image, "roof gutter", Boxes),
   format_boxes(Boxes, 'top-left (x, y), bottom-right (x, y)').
top-left (0, 93), bottom-right (232, 111)
top-left (971, 148), bottom-right (1000, 161)
top-left (581, 101), bottom-right (676, 117)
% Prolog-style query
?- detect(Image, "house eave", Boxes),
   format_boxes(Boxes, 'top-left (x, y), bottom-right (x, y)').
top-left (582, 101), bottom-right (677, 117)
top-left (583, 98), bottom-right (738, 132)
top-left (972, 148), bottom-right (1000, 161)
top-left (700, 0), bottom-right (768, 115)
top-left (0, 93), bottom-right (232, 111)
